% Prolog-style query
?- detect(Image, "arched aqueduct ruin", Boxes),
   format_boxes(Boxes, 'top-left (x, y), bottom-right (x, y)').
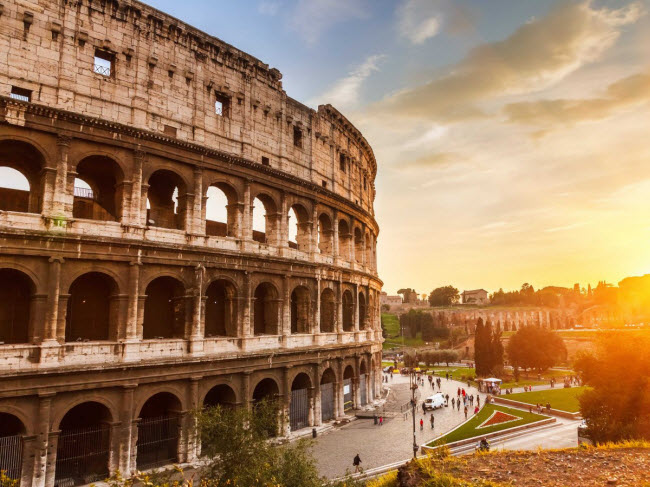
top-left (0, 1), bottom-right (383, 485)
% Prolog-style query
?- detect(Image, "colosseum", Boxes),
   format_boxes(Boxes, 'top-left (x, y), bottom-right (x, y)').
top-left (0, 1), bottom-right (383, 485)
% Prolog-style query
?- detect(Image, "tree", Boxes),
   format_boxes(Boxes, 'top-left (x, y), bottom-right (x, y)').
top-left (490, 321), bottom-right (504, 374)
top-left (575, 331), bottom-right (650, 443)
top-left (506, 326), bottom-right (567, 375)
top-left (474, 318), bottom-right (488, 376)
top-left (428, 286), bottom-right (460, 306)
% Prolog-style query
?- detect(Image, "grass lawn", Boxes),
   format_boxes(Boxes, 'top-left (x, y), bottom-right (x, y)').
top-left (431, 366), bottom-right (476, 382)
top-left (429, 404), bottom-right (548, 446)
top-left (381, 312), bottom-right (430, 349)
top-left (502, 386), bottom-right (588, 413)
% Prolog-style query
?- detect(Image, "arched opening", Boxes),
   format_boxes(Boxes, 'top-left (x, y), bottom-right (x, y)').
top-left (320, 368), bottom-right (336, 422)
top-left (143, 277), bottom-right (186, 339)
top-left (55, 402), bottom-right (112, 486)
top-left (317, 214), bottom-right (333, 255)
top-left (365, 232), bottom-right (373, 267)
top-left (0, 140), bottom-right (45, 213)
top-left (252, 194), bottom-right (277, 245)
top-left (288, 204), bottom-right (310, 251)
top-left (358, 292), bottom-right (367, 330)
top-left (338, 219), bottom-right (351, 260)
top-left (146, 170), bottom-right (187, 230)
top-left (354, 227), bottom-right (364, 264)
top-left (205, 280), bottom-right (237, 337)
top-left (319, 288), bottom-right (335, 333)
top-left (253, 283), bottom-right (279, 335)
top-left (73, 156), bottom-right (124, 221)
top-left (252, 378), bottom-right (279, 438)
top-left (0, 413), bottom-right (25, 481)
top-left (66, 272), bottom-right (117, 342)
top-left (137, 392), bottom-right (181, 470)
top-left (290, 286), bottom-right (310, 334)
top-left (360, 360), bottom-right (368, 406)
top-left (0, 268), bottom-right (34, 344)
top-left (343, 365), bottom-right (355, 411)
top-left (290, 373), bottom-right (312, 431)
top-left (205, 183), bottom-right (238, 237)
top-left (203, 384), bottom-right (237, 409)
top-left (342, 290), bottom-right (354, 332)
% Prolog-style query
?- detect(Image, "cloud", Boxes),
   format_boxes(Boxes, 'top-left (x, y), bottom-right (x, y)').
top-left (503, 69), bottom-right (650, 127)
top-left (310, 54), bottom-right (385, 110)
top-left (258, 1), bottom-right (281, 16)
top-left (374, 1), bottom-right (643, 123)
top-left (397, 0), bottom-right (442, 45)
top-left (289, 0), bottom-right (368, 45)
top-left (402, 152), bottom-right (458, 169)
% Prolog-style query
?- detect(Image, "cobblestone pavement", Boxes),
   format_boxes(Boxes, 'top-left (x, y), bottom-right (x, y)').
top-left (311, 372), bottom-right (482, 479)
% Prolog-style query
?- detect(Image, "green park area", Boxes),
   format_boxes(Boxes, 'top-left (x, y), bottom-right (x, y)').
top-left (382, 312), bottom-right (427, 349)
top-left (429, 404), bottom-right (548, 446)
top-left (502, 386), bottom-right (588, 413)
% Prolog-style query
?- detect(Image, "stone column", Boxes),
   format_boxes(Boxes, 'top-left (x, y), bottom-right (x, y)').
top-left (185, 377), bottom-right (201, 463)
top-left (20, 435), bottom-right (37, 487)
top-left (332, 209), bottom-right (339, 261)
top-left (353, 283), bottom-right (360, 332)
top-left (124, 261), bottom-right (141, 344)
top-left (55, 294), bottom-right (70, 343)
top-left (117, 384), bottom-right (137, 475)
top-left (241, 272), bottom-right (252, 338)
top-left (310, 201), bottom-right (319, 256)
top-left (107, 421), bottom-right (122, 476)
top-left (129, 149), bottom-right (145, 226)
top-left (279, 192), bottom-right (288, 253)
top-left (43, 431), bottom-right (59, 487)
top-left (32, 393), bottom-right (54, 487)
top-left (282, 366), bottom-right (292, 436)
top-left (241, 371), bottom-right (252, 411)
top-left (42, 257), bottom-right (63, 344)
top-left (49, 134), bottom-right (72, 218)
top-left (30, 293), bottom-right (48, 344)
top-left (189, 265), bottom-right (205, 355)
top-left (282, 276), bottom-right (291, 341)
top-left (336, 280), bottom-right (343, 335)
top-left (240, 180), bottom-right (252, 248)
top-left (140, 184), bottom-right (149, 226)
top-left (308, 386), bottom-right (316, 427)
top-left (353, 355), bottom-right (361, 409)
top-left (336, 358), bottom-right (345, 417)
top-left (314, 277), bottom-right (321, 334)
top-left (192, 167), bottom-right (204, 235)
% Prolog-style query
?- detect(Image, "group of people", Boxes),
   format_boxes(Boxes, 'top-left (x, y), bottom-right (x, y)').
top-left (529, 402), bottom-right (552, 414)
top-left (427, 374), bottom-right (443, 391)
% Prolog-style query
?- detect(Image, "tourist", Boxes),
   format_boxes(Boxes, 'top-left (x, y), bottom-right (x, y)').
top-left (422, 401), bottom-right (426, 414)
top-left (452, 397), bottom-right (456, 409)
top-left (477, 395), bottom-right (480, 407)
top-left (457, 399), bottom-right (461, 411)
top-left (457, 387), bottom-right (461, 396)
top-left (430, 413), bottom-right (435, 429)
top-left (464, 406), bottom-right (468, 419)
top-left (477, 437), bottom-right (490, 452)
top-left (420, 418), bottom-right (424, 430)
top-left (353, 453), bottom-right (362, 473)
top-left (445, 393), bottom-right (449, 405)
top-left (379, 415), bottom-right (383, 426)
top-left (546, 402), bottom-right (551, 413)
top-left (474, 405), bottom-right (479, 415)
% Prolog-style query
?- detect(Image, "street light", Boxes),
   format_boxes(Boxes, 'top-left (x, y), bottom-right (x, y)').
top-left (409, 369), bottom-right (418, 459)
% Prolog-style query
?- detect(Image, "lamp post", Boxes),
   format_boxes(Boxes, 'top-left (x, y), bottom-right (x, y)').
top-left (409, 369), bottom-right (418, 459)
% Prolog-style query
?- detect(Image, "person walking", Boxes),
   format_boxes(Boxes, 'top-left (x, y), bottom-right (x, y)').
top-left (457, 399), bottom-right (461, 411)
top-left (477, 395), bottom-right (480, 407)
top-left (445, 393), bottom-right (449, 405)
top-left (379, 415), bottom-right (383, 426)
top-left (464, 406), bottom-right (468, 419)
top-left (422, 401), bottom-right (426, 415)
top-left (451, 397), bottom-right (455, 409)
top-left (474, 405), bottom-right (479, 415)
top-left (353, 453), bottom-right (362, 473)
top-left (430, 413), bottom-right (435, 429)
top-left (420, 418), bottom-right (424, 431)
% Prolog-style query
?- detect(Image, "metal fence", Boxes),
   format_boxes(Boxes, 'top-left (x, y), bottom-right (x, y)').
top-left (0, 434), bottom-right (22, 482)
top-left (360, 374), bottom-right (367, 406)
top-left (54, 425), bottom-right (109, 487)
top-left (73, 187), bottom-right (94, 199)
top-left (136, 415), bottom-right (179, 471)
top-left (343, 378), bottom-right (353, 411)
top-left (290, 388), bottom-right (309, 431)
top-left (321, 383), bottom-right (334, 422)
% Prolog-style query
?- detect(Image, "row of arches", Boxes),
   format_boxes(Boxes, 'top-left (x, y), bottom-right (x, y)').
top-left (0, 268), bottom-right (373, 344)
top-left (0, 363), bottom-right (375, 485)
top-left (0, 140), bottom-right (377, 266)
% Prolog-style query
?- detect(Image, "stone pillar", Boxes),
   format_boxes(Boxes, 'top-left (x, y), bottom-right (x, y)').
top-left (312, 364), bottom-right (322, 426)
top-left (140, 183), bottom-right (149, 226)
top-left (282, 366), bottom-right (291, 436)
top-left (241, 180), bottom-right (252, 247)
top-left (310, 201), bottom-right (319, 256)
top-left (32, 393), bottom-right (54, 487)
top-left (192, 167), bottom-right (203, 235)
top-left (117, 384), bottom-right (137, 475)
top-left (282, 276), bottom-right (291, 341)
top-left (241, 371), bottom-right (252, 411)
top-left (353, 283), bottom-right (360, 332)
top-left (49, 134), bottom-right (72, 217)
top-left (129, 149), bottom-right (145, 226)
top-left (43, 431), bottom-right (59, 487)
top-left (43, 257), bottom-right (63, 344)
top-left (20, 435), bottom-right (37, 487)
top-left (241, 272), bottom-right (252, 338)
top-left (30, 293), bottom-right (48, 344)
top-left (336, 281), bottom-right (343, 334)
top-left (55, 294), bottom-right (70, 343)
top-left (279, 192), bottom-right (288, 253)
top-left (189, 265), bottom-right (205, 354)
top-left (128, 419), bottom-right (140, 475)
top-left (308, 386), bottom-right (316, 427)
top-left (314, 277), bottom-right (321, 334)
top-left (107, 421), bottom-right (122, 476)
top-left (336, 358), bottom-right (344, 417)
top-left (185, 377), bottom-right (201, 463)
top-left (183, 192), bottom-right (195, 234)
top-left (332, 209), bottom-right (339, 261)
top-left (353, 355), bottom-right (361, 409)
top-left (228, 202), bottom-right (244, 238)
top-left (125, 261), bottom-right (141, 341)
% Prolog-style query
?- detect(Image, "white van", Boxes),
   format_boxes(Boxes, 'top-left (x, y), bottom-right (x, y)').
top-left (423, 393), bottom-right (445, 411)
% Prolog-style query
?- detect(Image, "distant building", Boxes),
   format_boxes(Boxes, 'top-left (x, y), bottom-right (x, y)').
top-left (380, 292), bottom-right (403, 309)
top-left (461, 289), bottom-right (489, 305)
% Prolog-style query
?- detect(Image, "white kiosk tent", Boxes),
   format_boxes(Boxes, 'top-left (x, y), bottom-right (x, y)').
top-left (476, 377), bottom-right (502, 394)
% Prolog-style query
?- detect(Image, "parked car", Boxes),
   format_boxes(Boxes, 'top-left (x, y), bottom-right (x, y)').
top-left (383, 366), bottom-right (394, 373)
top-left (423, 393), bottom-right (446, 411)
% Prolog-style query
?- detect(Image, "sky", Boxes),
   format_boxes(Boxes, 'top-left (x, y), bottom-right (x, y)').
top-left (139, 0), bottom-right (650, 294)
top-left (10, 0), bottom-right (650, 295)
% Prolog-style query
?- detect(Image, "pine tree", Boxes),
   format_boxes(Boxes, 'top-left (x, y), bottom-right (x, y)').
top-left (474, 317), bottom-right (485, 376)
top-left (484, 320), bottom-right (493, 374)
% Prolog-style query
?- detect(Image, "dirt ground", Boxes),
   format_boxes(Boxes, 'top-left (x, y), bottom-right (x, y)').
top-left (397, 445), bottom-right (650, 486)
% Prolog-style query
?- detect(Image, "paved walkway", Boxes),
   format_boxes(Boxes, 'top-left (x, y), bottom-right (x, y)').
top-left (311, 373), bottom-right (482, 478)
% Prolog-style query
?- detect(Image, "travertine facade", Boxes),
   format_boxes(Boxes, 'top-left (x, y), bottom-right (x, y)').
top-left (0, 1), bottom-right (382, 485)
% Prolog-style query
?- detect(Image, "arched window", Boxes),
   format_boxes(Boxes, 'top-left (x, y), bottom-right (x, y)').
top-left (0, 269), bottom-right (34, 344)
top-left (73, 156), bottom-right (124, 221)
top-left (66, 272), bottom-right (117, 342)
top-left (0, 140), bottom-right (45, 213)
top-left (319, 288), bottom-right (335, 333)
top-left (290, 373), bottom-right (312, 431)
top-left (137, 393), bottom-right (181, 470)
top-left (252, 194), bottom-right (277, 245)
top-left (317, 214), bottom-right (333, 255)
top-left (146, 170), bottom-right (186, 230)
top-left (56, 402), bottom-right (112, 485)
top-left (253, 283), bottom-right (279, 335)
top-left (338, 220), bottom-right (351, 260)
top-left (205, 280), bottom-right (237, 337)
top-left (354, 227), bottom-right (364, 264)
top-left (203, 384), bottom-right (237, 409)
top-left (288, 204), bottom-right (310, 251)
top-left (342, 290), bottom-right (354, 332)
top-left (252, 378), bottom-right (279, 437)
top-left (290, 286), bottom-right (310, 334)
top-left (205, 183), bottom-right (238, 237)
top-left (143, 277), bottom-right (186, 339)
top-left (0, 413), bottom-right (25, 481)
top-left (358, 292), bottom-right (367, 330)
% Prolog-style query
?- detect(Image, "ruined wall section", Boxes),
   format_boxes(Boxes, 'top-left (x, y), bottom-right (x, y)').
top-left (0, 0), bottom-right (377, 215)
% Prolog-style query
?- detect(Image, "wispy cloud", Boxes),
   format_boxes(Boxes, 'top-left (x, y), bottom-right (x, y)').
top-left (397, 0), bottom-right (442, 45)
top-left (289, 0), bottom-right (368, 45)
top-left (258, 0), bottom-right (281, 16)
top-left (374, 1), bottom-right (644, 123)
top-left (310, 54), bottom-right (385, 110)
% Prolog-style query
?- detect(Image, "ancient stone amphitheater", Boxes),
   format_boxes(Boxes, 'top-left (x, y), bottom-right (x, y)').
top-left (0, 1), bottom-right (383, 485)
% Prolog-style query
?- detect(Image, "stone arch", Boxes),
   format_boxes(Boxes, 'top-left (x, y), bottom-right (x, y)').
top-left (364, 231), bottom-right (373, 266)
top-left (55, 401), bottom-right (113, 485)
top-left (253, 282), bottom-right (279, 335)
top-left (136, 392), bottom-right (182, 471)
top-left (203, 384), bottom-right (237, 408)
top-left (0, 139), bottom-right (47, 213)
top-left (205, 181), bottom-right (239, 237)
top-left (342, 289), bottom-right (354, 332)
top-left (143, 276), bottom-right (186, 339)
top-left (290, 285), bottom-right (311, 334)
top-left (252, 377), bottom-right (280, 403)
top-left (317, 212), bottom-right (333, 255)
top-left (338, 219), bottom-right (351, 259)
top-left (358, 291), bottom-right (367, 330)
top-left (320, 367), bottom-right (337, 422)
top-left (0, 268), bottom-right (35, 344)
top-left (320, 287), bottom-right (336, 333)
top-left (146, 169), bottom-right (188, 230)
top-left (205, 279), bottom-right (237, 337)
top-left (251, 191), bottom-right (279, 245)
top-left (289, 372), bottom-right (312, 431)
top-left (65, 272), bottom-right (119, 342)
top-left (354, 227), bottom-right (364, 264)
top-left (287, 203), bottom-right (311, 251)
top-left (73, 155), bottom-right (125, 222)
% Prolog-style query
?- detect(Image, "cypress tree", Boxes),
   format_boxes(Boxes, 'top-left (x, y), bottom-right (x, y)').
top-left (474, 317), bottom-right (485, 376)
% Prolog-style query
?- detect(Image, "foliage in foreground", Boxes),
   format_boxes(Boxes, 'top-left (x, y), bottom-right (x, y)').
top-left (0, 471), bottom-right (18, 487)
